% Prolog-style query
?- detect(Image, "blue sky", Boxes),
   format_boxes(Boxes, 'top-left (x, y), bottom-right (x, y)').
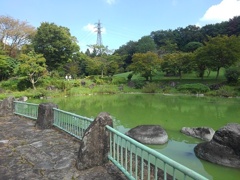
top-left (1, 0), bottom-right (240, 52)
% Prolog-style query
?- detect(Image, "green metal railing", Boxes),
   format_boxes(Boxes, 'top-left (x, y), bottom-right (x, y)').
top-left (53, 108), bottom-right (93, 139)
top-left (14, 101), bottom-right (39, 120)
top-left (13, 101), bottom-right (208, 180)
top-left (106, 125), bottom-right (208, 180)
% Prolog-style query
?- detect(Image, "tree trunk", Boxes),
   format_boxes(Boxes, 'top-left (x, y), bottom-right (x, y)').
top-left (216, 67), bottom-right (220, 79)
top-left (101, 69), bottom-right (104, 78)
top-left (29, 74), bottom-right (36, 90)
top-left (179, 69), bottom-right (182, 80)
top-left (206, 69), bottom-right (211, 77)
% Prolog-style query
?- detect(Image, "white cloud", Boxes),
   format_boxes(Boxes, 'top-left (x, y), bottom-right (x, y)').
top-left (83, 23), bottom-right (96, 33)
top-left (200, 0), bottom-right (240, 23)
top-left (83, 23), bottom-right (106, 34)
top-left (105, 0), bottom-right (116, 5)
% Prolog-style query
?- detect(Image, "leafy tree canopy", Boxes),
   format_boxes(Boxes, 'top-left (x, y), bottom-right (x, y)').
top-left (162, 52), bottom-right (194, 79)
top-left (128, 52), bottom-right (161, 81)
top-left (194, 35), bottom-right (240, 79)
top-left (33, 22), bottom-right (80, 71)
top-left (0, 15), bottom-right (36, 58)
top-left (16, 51), bottom-right (47, 89)
top-left (0, 55), bottom-right (17, 80)
top-left (135, 36), bottom-right (156, 53)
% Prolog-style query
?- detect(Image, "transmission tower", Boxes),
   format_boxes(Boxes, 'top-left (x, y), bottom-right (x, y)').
top-left (95, 20), bottom-right (103, 46)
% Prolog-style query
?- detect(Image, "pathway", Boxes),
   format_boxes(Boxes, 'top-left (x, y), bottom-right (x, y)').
top-left (0, 115), bottom-right (127, 180)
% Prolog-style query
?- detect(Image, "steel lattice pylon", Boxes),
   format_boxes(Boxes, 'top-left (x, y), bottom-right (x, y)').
top-left (95, 20), bottom-right (103, 46)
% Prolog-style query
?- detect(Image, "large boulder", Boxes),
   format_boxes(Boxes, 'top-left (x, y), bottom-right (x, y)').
top-left (194, 123), bottom-right (240, 168)
top-left (181, 127), bottom-right (215, 141)
top-left (0, 96), bottom-right (15, 116)
top-left (36, 103), bottom-right (58, 129)
top-left (76, 112), bottom-right (113, 170)
top-left (125, 125), bottom-right (168, 145)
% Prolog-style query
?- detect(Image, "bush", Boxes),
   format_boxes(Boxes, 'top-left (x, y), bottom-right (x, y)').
top-left (177, 83), bottom-right (210, 93)
top-left (142, 83), bottom-right (158, 93)
top-left (127, 73), bottom-right (133, 81)
top-left (17, 78), bottom-right (32, 91)
top-left (129, 80), bottom-right (145, 89)
top-left (93, 77), bottom-right (105, 85)
top-left (215, 85), bottom-right (236, 97)
top-left (0, 78), bottom-right (18, 91)
top-left (225, 67), bottom-right (240, 84)
top-left (100, 76), bottom-right (112, 83)
top-left (112, 77), bottom-right (127, 85)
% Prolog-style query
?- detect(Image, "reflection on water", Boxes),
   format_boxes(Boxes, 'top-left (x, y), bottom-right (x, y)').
top-left (29, 94), bottom-right (240, 180)
top-left (150, 140), bottom-right (212, 179)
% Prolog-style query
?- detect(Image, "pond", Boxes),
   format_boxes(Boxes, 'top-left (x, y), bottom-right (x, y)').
top-left (29, 94), bottom-right (240, 180)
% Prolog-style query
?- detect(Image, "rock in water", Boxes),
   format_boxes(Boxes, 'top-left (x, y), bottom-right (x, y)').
top-left (181, 127), bottom-right (215, 141)
top-left (125, 125), bottom-right (168, 145)
top-left (194, 123), bottom-right (240, 168)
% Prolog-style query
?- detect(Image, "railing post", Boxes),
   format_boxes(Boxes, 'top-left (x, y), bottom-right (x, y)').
top-left (36, 103), bottom-right (58, 129)
top-left (76, 112), bottom-right (113, 170)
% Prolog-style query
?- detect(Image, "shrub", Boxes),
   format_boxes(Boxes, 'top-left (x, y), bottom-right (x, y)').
top-left (177, 83), bottom-right (210, 93)
top-left (129, 80), bottom-right (145, 89)
top-left (93, 77), bottom-right (105, 85)
top-left (100, 76), bottom-right (112, 83)
top-left (127, 73), bottom-right (133, 81)
top-left (225, 67), bottom-right (240, 84)
top-left (112, 77), bottom-right (127, 85)
top-left (142, 83), bottom-right (158, 93)
top-left (49, 70), bottom-right (60, 78)
top-left (215, 85), bottom-right (236, 97)
top-left (17, 78), bottom-right (32, 91)
top-left (1, 78), bottom-right (18, 91)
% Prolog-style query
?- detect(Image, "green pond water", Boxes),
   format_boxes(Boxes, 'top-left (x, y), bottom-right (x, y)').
top-left (29, 94), bottom-right (240, 180)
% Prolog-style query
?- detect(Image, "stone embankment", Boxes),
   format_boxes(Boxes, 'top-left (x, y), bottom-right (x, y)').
top-left (0, 115), bottom-right (126, 180)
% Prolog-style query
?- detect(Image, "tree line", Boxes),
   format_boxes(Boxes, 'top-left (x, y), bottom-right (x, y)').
top-left (0, 15), bottom-right (240, 89)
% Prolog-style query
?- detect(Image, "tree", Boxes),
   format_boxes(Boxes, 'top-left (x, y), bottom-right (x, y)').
top-left (128, 52), bottom-right (161, 81)
top-left (150, 29), bottom-right (176, 47)
top-left (225, 67), bottom-right (240, 84)
top-left (135, 36), bottom-right (156, 53)
top-left (201, 21), bottom-right (228, 41)
top-left (85, 57), bottom-right (102, 76)
top-left (183, 41), bottom-right (203, 52)
top-left (104, 54), bottom-right (121, 76)
top-left (0, 15), bottom-right (36, 57)
top-left (161, 52), bottom-right (194, 79)
top-left (158, 40), bottom-right (178, 56)
top-left (0, 55), bottom-right (17, 80)
top-left (227, 16), bottom-right (240, 36)
top-left (33, 22), bottom-right (79, 71)
top-left (196, 35), bottom-right (240, 79)
top-left (173, 25), bottom-right (203, 51)
top-left (87, 44), bottom-right (113, 57)
top-left (194, 47), bottom-right (210, 79)
top-left (114, 40), bottom-right (137, 70)
top-left (64, 61), bottom-right (80, 79)
top-left (17, 51), bottom-right (47, 89)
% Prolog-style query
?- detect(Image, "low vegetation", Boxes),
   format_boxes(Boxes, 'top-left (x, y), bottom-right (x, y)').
top-left (0, 69), bottom-right (239, 100)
